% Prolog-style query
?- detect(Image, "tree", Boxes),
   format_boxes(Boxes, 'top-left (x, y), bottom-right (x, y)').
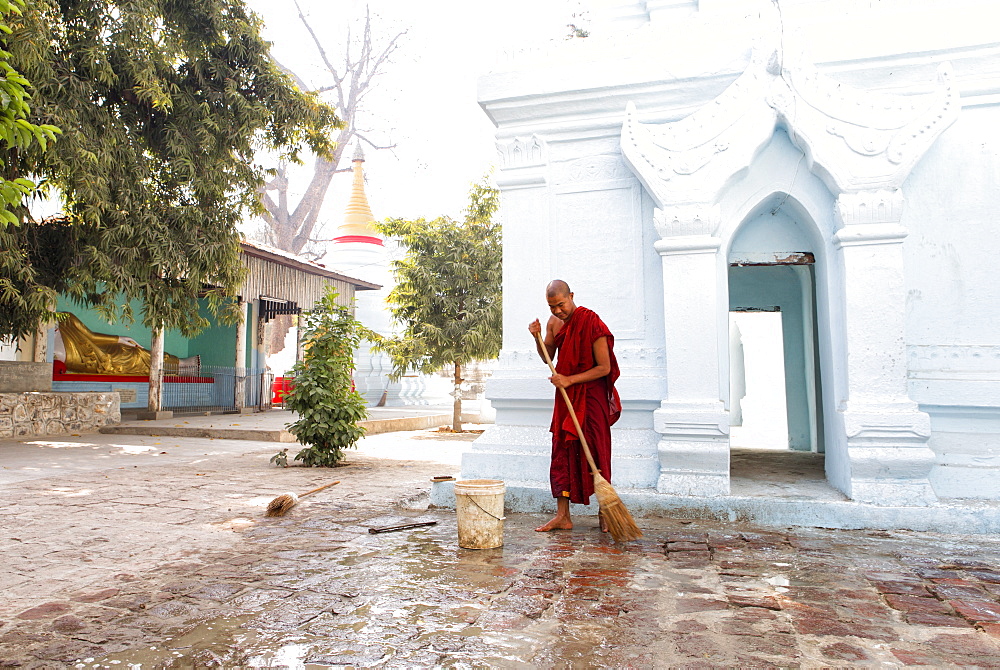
top-left (257, 3), bottom-right (404, 260)
top-left (0, 0), bottom-right (61, 341)
top-left (280, 289), bottom-right (368, 467)
top-left (0, 0), bottom-right (340, 343)
top-left (373, 177), bottom-right (502, 432)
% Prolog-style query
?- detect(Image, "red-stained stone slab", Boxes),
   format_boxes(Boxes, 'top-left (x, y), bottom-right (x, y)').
top-left (869, 579), bottom-right (930, 596)
top-left (726, 594), bottom-right (782, 611)
top-left (930, 583), bottom-right (991, 601)
top-left (904, 612), bottom-right (973, 628)
top-left (667, 541), bottom-right (709, 552)
top-left (892, 648), bottom-right (945, 665)
top-left (951, 599), bottom-right (1000, 623)
top-left (17, 602), bottom-right (71, 620)
top-left (884, 594), bottom-right (953, 615)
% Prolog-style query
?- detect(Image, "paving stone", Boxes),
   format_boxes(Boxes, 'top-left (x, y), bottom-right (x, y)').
top-left (672, 619), bottom-right (709, 633)
top-left (675, 597), bottom-right (730, 614)
top-left (904, 611), bottom-right (974, 627)
top-left (951, 599), bottom-right (1000, 623)
top-left (884, 594), bottom-right (954, 615)
top-left (891, 647), bottom-right (946, 665)
top-left (869, 579), bottom-right (930, 596)
top-left (7, 430), bottom-right (1000, 668)
top-left (821, 641), bottom-right (871, 661)
top-left (16, 602), bottom-right (71, 620)
top-left (70, 588), bottom-right (120, 603)
top-left (726, 594), bottom-right (782, 610)
top-left (970, 570), bottom-right (1000, 584)
top-left (930, 583), bottom-right (993, 601)
top-left (49, 615), bottom-right (85, 633)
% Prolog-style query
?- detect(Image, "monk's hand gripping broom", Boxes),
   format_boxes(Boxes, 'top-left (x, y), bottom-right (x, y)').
top-left (535, 331), bottom-right (642, 542)
top-left (265, 481), bottom-right (340, 517)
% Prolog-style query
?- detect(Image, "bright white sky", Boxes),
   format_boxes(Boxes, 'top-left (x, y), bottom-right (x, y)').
top-left (244, 0), bottom-right (584, 247)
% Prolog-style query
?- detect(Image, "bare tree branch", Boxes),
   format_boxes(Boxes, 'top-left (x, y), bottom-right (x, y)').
top-left (255, 4), bottom-right (404, 261)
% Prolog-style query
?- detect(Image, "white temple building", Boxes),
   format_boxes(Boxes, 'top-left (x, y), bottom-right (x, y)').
top-left (325, 147), bottom-right (450, 406)
top-left (457, 0), bottom-right (1000, 530)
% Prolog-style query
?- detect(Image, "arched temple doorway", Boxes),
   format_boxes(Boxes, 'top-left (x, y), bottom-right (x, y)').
top-left (727, 198), bottom-right (824, 454)
top-left (725, 196), bottom-right (833, 495)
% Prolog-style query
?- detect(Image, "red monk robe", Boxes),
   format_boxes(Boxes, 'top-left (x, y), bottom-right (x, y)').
top-left (549, 306), bottom-right (622, 505)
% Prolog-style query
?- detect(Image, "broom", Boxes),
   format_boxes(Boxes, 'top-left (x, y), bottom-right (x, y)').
top-left (535, 330), bottom-right (642, 542)
top-left (265, 480), bottom-right (340, 517)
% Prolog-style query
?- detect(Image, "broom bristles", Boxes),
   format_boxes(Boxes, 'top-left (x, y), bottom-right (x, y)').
top-left (592, 474), bottom-right (643, 542)
top-left (265, 492), bottom-right (298, 517)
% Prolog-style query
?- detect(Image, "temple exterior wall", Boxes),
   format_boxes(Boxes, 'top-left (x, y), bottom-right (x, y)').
top-left (464, 0), bottom-right (1000, 513)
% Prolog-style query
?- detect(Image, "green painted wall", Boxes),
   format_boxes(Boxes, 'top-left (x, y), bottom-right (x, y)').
top-left (188, 301), bottom-right (236, 368)
top-left (55, 295), bottom-right (236, 366)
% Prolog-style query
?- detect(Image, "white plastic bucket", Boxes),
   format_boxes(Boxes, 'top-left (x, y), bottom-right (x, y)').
top-left (454, 479), bottom-right (505, 549)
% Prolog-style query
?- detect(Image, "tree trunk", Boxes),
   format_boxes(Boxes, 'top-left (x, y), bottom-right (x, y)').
top-left (452, 361), bottom-right (463, 433)
top-left (234, 299), bottom-right (247, 411)
top-left (148, 325), bottom-right (165, 412)
top-left (32, 325), bottom-right (46, 363)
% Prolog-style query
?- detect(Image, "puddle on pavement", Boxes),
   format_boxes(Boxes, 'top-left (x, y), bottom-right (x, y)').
top-left (92, 519), bottom-right (550, 668)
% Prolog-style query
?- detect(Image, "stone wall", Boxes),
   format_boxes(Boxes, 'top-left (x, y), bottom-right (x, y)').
top-left (0, 392), bottom-right (121, 438)
top-left (0, 362), bottom-right (51, 393)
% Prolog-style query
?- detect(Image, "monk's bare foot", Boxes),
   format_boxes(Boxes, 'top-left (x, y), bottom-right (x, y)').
top-left (535, 516), bottom-right (573, 532)
top-left (598, 512), bottom-right (609, 533)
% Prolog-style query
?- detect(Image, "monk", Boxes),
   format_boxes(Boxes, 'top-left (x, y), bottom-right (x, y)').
top-left (528, 280), bottom-right (621, 532)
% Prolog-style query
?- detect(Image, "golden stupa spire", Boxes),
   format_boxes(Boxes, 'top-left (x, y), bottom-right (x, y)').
top-left (337, 144), bottom-right (380, 239)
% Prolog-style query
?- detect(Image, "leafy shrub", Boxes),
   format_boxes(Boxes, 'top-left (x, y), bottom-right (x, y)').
top-left (280, 289), bottom-right (368, 467)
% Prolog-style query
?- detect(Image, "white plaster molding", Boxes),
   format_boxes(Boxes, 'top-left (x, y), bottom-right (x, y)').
top-left (835, 189), bottom-right (905, 226)
top-left (653, 235), bottom-right (722, 256)
top-left (653, 204), bottom-right (721, 238)
top-left (496, 347), bottom-right (666, 371)
top-left (833, 188), bottom-right (909, 246)
top-left (494, 169), bottom-right (547, 190)
top-left (653, 400), bottom-right (729, 439)
top-left (496, 135), bottom-right (546, 169)
top-left (909, 345), bottom-right (1000, 382)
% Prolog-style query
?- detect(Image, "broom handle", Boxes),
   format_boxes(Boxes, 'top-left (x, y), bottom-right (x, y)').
top-left (535, 330), bottom-right (601, 477)
top-left (301, 481), bottom-right (341, 498)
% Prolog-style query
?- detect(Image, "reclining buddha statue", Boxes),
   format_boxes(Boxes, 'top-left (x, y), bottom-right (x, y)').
top-left (54, 312), bottom-right (201, 376)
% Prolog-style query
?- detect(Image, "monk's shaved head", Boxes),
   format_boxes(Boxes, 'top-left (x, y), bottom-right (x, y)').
top-left (546, 279), bottom-right (572, 298)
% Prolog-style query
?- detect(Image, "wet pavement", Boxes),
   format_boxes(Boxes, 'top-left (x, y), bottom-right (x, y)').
top-left (3, 426), bottom-right (1000, 667)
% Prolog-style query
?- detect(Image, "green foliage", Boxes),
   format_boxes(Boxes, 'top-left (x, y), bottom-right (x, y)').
top-left (283, 289), bottom-right (368, 468)
top-left (0, 0), bottom-right (62, 340)
top-left (372, 175), bottom-right (502, 378)
top-left (0, 0), bottom-right (341, 342)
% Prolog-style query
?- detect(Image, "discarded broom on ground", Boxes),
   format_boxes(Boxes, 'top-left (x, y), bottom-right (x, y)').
top-left (265, 481), bottom-right (341, 517)
top-left (535, 330), bottom-right (643, 542)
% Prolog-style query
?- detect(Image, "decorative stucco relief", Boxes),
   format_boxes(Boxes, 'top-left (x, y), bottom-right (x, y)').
top-left (775, 63), bottom-right (959, 194)
top-left (621, 49), bottom-right (777, 208)
top-left (554, 155), bottom-right (631, 185)
top-left (909, 345), bottom-right (1000, 381)
top-left (496, 135), bottom-right (546, 169)
top-left (653, 204), bottom-right (721, 238)
top-left (621, 51), bottom-right (960, 221)
top-left (836, 189), bottom-right (905, 226)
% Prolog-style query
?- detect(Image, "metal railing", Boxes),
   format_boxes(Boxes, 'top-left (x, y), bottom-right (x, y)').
top-left (157, 366), bottom-right (273, 414)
